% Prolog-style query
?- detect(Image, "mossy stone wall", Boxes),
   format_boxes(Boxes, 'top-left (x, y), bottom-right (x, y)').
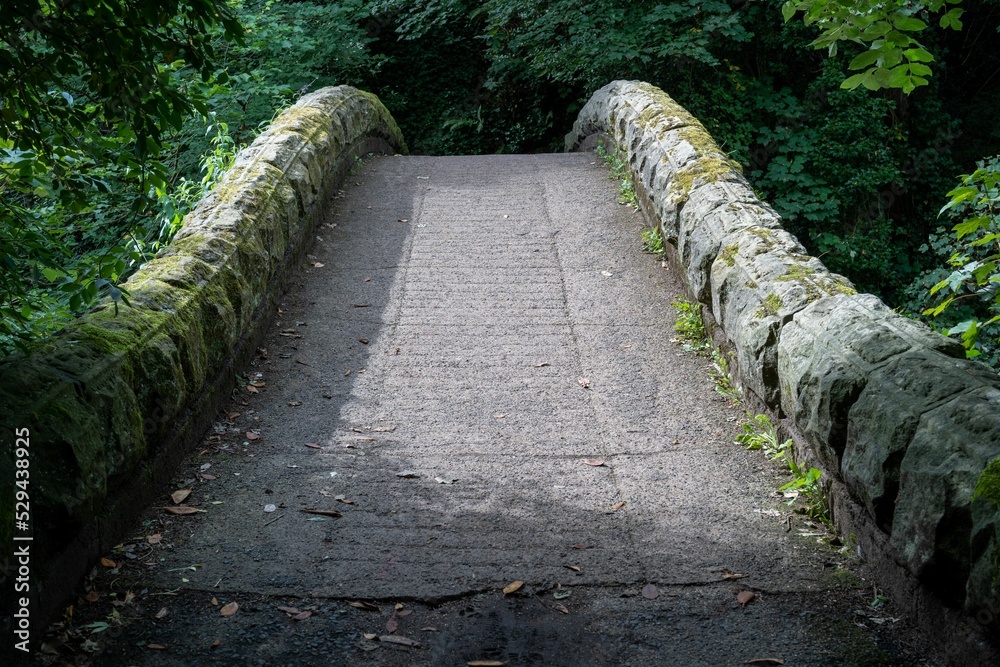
top-left (567, 80), bottom-right (1000, 644)
top-left (0, 86), bottom-right (405, 625)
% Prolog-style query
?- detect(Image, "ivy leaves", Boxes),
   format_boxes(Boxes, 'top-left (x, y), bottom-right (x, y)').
top-left (782, 0), bottom-right (965, 93)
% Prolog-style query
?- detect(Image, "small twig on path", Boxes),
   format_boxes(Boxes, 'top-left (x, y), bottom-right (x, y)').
top-left (264, 513), bottom-right (285, 527)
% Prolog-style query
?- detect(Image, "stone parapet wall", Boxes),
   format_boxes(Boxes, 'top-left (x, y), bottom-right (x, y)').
top-left (0, 86), bottom-right (405, 624)
top-left (567, 80), bottom-right (1000, 643)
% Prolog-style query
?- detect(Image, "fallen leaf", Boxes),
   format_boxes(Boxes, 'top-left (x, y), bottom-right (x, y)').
top-left (304, 443), bottom-right (322, 449)
top-left (146, 644), bottom-right (166, 650)
top-left (85, 591), bottom-right (99, 603)
top-left (311, 262), bottom-right (325, 268)
top-left (386, 617), bottom-right (399, 633)
top-left (277, 606), bottom-right (300, 615)
top-left (100, 557), bottom-right (117, 569)
top-left (147, 534), bottom-right (162, 545)
top-left (155, 607), bottom-right (168, 619)
top-left (199, 473), bottom-right (217, 481)
top-left (358, 338), bottom-right (369, 345)
top-left (578, 377), bottom-right (591, 389)
top-left (721, 570), bottom-right (746, 581)
top-left (211, 597), bottom-right (218, 606)
top-left (745, 659), bottom-right (784, 665)
top-left (287, 401), bottom-right (302, 407)
top-left (564, 565), bottom-right (582, 572)
top-left (292, 611), bottom-right (312, 621)
top-left (611, 501), bottom-right (626, 511)
top-left (227, 412), bottom-right (241, 419)
top-left (211, 640), bottom-right (221, 650)
top-left (199, 463), bottom-right (212, 472)
top-left (350, 303), bottom-right (371, 308)
top-left (300, 509), bottom-right (342, 518)
top-left (398, 609), bottom-right (413, 617)
top-left (493, 413), bottom-right (506, 419)
top-left (396, 471), bottom-right (419, 478)
top-left (379, 635), bottom-right (420, 647)
top-left (336, 497), bottom-right (355, 505)
top-left (642, 583), bottom-right (659, 600)
top-left (246, 431), bottom-right (260, 441)
top-left (394, 603), bottom-right (404, 611)
top-left (362, 633), bottom-right (378, 640)
top-left (553, 603), bottom-right (570, 615)
top-left (502, 581), bottom-right (524, 596)
top-left (434, 477), bottom-right (457, 485)
top-left (533, 362), bottom-right (550, 367)
top-left (737, 591), bottom-right (756, 607)
top-left (601, 270), bottom-right (613, 276)
top-left (220, 602), bottom-right (239, 617)
top-left (398, 218), bottom-right (409, 223)
top-left (583, 458), bottom-right (606, 467)
top-left (170, 489), bottom-right (191, 504)
top-left (295, 359), bottom-right (311, 366)
top-left (347, 600), bottom-right (379, 611)
top-left (164, 505), bottom-right (202, 515)
top-left (468, 661), bottom-right (507, 666)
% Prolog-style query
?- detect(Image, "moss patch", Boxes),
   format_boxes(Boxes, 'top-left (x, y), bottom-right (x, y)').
top-left (974, 456), bottom-right (1000, 508)
top-left (721, 244), bottom-right (739, 267)
top-left (755, 293), bottom-right (783, 319)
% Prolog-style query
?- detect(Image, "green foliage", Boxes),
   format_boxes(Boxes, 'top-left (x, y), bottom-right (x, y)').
top-left (642, 228), bottom-right (665, 256)
top-left (671, 298), bottom-right (711, 354)
top-left (782, 0), bottom-right (965, 93)
top-left (595, 141), bottom-right (637, 208)
top-left (709, 350), bottom-right (743, 405)
top-left (916, 157), bottom-right (1000, 365)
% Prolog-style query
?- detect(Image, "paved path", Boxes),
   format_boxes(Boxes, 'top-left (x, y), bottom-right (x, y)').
top-left (55, 155), bottom-right (937, 666)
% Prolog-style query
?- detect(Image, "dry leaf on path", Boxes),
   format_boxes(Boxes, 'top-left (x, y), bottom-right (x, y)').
top-left (398, 609), bottom-right (413, 617)
top-left (563, 565), bottom-right (582, 572)
top-left (163, 506), bottom-right (202, 515)
top-left (745, 659), bottom-right (784, 665)
top-left (211, 640), bottom-right (221, 650)
top-left (311, 262), bottom-right (325, 268)
top-left (533, 362), bottom-right (550, 368)
top-left (362, 633), bottom-right (378, 640)
top-left (583, 458), bottom-right (606, 467)
top-left (300, 509), bottom-right (342, 518)
top-left (610, 501), bottom-right (626, 511)
top-left (578, 377), bottom-right (591, 389)
top-left (170, 489), bottom-right (191, 504)
top-left (146, 644), bottom-right (166, 650)
top-left (277, 606), bottom-right (300, 615)
top-left (502, 581), bottom-right (524, 596)
top-left (100, 557), bottom-right (117, 569)
top-left (292, 611), bottom-right (312, 621)
top-left (347, 601), bottom-right (379, 611)
top-left (85, 591), bottom-right (99, 603)
top-left (155, 607), bottom-right (168, 619)
top-left (396, 471), bottom-right (419, 478)
top-left (246, 432), bottom-right (260, 441)
top-left (287, 401), bottom-right (302, 407)
top-left (378, 635), bottom-right (421, 647)
top-left (211, 597), bottom-right (218, 606)
top-left (641, 583), bottom-right (659, 600)
top-left (304, 443), bottom-right (322, 449)
top-left (220, 602), bottom-right (239, 617)
top-left (468, 661), bottom-right (507, 666)
top-left (199, 473), bottom-right (217, 481)
top-left (386, 617), bottom-right (399, 633)
top-left (147, 534), bottom-right (162, 545)
top-left (737, 591), bottom-right (756, 607)
top-left (721, 570), bottom-right (746, 581)
top-left (553, 603), bottom-right (570, 615)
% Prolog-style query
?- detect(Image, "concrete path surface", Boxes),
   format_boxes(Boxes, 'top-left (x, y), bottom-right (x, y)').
top-left (38, 154), bottom-right (944, 666)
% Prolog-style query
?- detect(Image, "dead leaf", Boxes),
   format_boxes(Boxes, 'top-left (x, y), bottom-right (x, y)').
top-left (502, 581), bottom-right (524, 596)
top-left (211, 639), bottom-right (221, 650)
top-left (246, 431), bottom-right (260, 441)
top-left (164, 506), bottom-right (201, 515)
top-left (434, 477), bottom-right (457, 485)
top-left (358, 338), bottom-right (369, 345)
top-left (211, 597), bottom-right (218, 606)
top-left (379, 635), bottom-right (420, 647)
top-left (386, 617), bottom-right (399, 633)
top-left (398, 609), bottom-right (413, 617)
top-left (147, 534), bottom-right (162, 545)
top-left (362, 632), bottom-right (378, 640)
top-left (564, 565), bottom-right (582, 572)
top-left (311, 262), bottom-right (325, 268)
top-left (553, 603), bottom-right (570, 615)
top-left (347, 601), bottom-right (379, 611)
top-left (583, 458), bottom-right (606, 467)
top-left (394, 603), bottom-right (404, 611)
top-left (578, 377), bottom-right (591, 389)
top-left (199, 473), bottom-right (217, 481)
top-left (351, 303), bottom-right (371, 308)
top-left (336, 497), bottom-right (355, 505)
top-left (146, 644), bottom-right (166, 650)
top-left (468, 661), bottom-right (508, 666)
top-left (611, 501), bottom-right (626, 511)
top-left (295, 359), bottom-right (311, 366)
top-left (304, 443), bottom-right (322, 449)
top-left (300, 509), bottom-right (342, 518)
top-left (396, 471), bottom-right (419, 478)
top-left (745, 659), bottom-right (784, 665)
top-left (721, 570), bottom-right (746, 581)
top-left (155, 607), bottom-right (168, 619)
top-left (220, 602), bottom-right (239, 617)
top-left (85, 591), bottom-right (99, 603)
top-left (398, 218), bottom-right (409, 223)
top-left (100, 557), bottom-right (117, 569)
top-left (533, 362), bottom-right (550, 367)
top-left (170, 489), bottom-right (191, 504)
top-left (227, 412), bottom-right (241, 419)
top-left (641, 583), bottom-right (659, 600)
top-left (292, 611), bottom-right (312, 621)
top-left (287, 401), bottom-right (302, 407)
top-left (493, 413), bottom-right (506, 419)
top-left (737, 591), bottom-right (756, 607)
top-left (277, 606), bottom-right (300, 615)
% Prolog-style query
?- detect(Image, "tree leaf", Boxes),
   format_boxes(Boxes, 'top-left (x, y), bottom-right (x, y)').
top-left (170, 489), bottom-right (191, 504)
top-left (220, 601), bottom-right (239, 617)
top-left (641, 583), bottom-right (659, 599)
top-left (502, 581), bottom-right (524, 596)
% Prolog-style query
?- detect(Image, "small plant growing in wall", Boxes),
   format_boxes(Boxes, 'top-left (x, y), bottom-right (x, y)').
top-left (642, 227), bottom-right (665, 255)
top-left (595, 140), bottom-right (638, 209)
top-left (671, 299), bottom-right (711, 354)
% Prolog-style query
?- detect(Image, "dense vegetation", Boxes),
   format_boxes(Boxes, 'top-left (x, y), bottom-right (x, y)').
top-left (3, 0), bottom-right (1000, 364)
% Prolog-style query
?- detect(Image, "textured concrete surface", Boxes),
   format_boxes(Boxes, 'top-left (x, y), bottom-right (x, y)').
top-left (37, 154), bottom-right (953, 666)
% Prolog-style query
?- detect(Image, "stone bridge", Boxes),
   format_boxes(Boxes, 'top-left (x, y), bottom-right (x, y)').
top-left (1, 83), bottom-right (998, 665)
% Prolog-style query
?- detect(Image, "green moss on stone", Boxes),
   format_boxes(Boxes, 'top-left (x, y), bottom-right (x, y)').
top-left (755, 293), bottom-right (783, 319)
top-left (974, 456), bottom-right (1000, 507)
top-left (721, 244), bottom-right (739, 267)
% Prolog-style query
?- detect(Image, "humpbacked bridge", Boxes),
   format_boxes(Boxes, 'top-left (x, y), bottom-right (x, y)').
top-left (2, 83), bottom-right (999, 665)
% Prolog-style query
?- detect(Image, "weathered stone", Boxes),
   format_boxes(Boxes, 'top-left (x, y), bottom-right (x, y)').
top-left (891, 387), bottom-right (1000, 607)
top-left (0, 86), bottom-right (406, 619)
top-left (969, 456), bottom-right (1000, 633)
